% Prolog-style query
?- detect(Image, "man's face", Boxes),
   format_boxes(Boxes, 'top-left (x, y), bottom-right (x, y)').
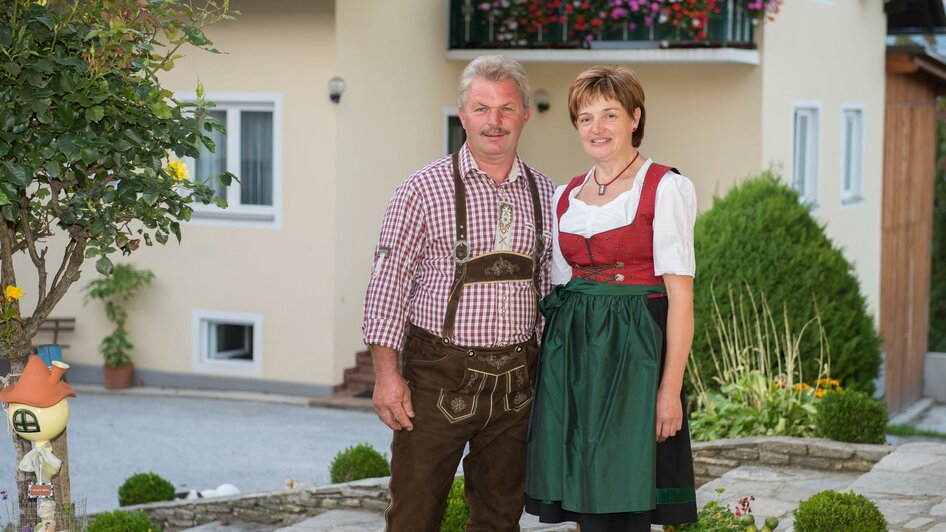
top-left (458, 78), bottom-right (531, 163)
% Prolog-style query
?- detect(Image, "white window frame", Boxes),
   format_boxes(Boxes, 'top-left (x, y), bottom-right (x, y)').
top-left (176, 92), bottom-right (283, 229)
top-left (192, 309), bottom-right (263, 377)
top-left (840, 103), bottom-right (865, 207)
top-left (792, 101), bottom-right (821, 207)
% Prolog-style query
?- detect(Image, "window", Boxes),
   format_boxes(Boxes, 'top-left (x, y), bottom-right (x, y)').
top-left (792, 103), bottom-right (821, 206)
top-left (192, 310), bottom-right (263, 376)
top-left (11, 409), bottom-right (40, 433)
top-left (180, 93), bottom-right (283, 227)
top-left (444, 108), bottom-right (467, 155)
top-left (840, 105), bottom-right (864, 206)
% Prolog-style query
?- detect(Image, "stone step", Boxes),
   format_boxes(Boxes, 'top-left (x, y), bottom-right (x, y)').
top-left (274, 510), bottom-right (577, 531)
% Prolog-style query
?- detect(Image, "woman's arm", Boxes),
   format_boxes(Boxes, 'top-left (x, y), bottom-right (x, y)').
top-left (656, 273), bottom-right (694, 442)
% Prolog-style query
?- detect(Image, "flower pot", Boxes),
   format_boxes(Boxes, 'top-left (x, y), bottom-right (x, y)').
top-left (103, 362), bottom-right (134, 389)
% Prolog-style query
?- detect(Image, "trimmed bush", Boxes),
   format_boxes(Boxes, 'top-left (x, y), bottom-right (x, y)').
top-left (329, 443), bottom-right (390, 483)
top-left (816, 390), bottom-right (888, 444)
top-left (440, 477), bottom-right (469, 532)
top-left (794, 490), bottom-right (887, 531)
top-left (88, 510), bottom-right (157, 531)
top-left (693, 172), bottom-right (881, 393)
top-left (118, 472), bottom-right (175, 507)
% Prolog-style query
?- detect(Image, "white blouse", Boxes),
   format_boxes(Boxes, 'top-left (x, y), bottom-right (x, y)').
top-left (550, 159), bottom-right (697, 286)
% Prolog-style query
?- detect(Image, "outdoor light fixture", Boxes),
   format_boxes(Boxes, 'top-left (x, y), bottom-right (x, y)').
top-left (535, 89), bottom-right (550, 113)
top-left (328, 76), bottom-right (346, 103)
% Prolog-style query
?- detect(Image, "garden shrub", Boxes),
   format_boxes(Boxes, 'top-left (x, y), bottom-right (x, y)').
top-left (693, 171), bottom-right (882, 393)
top-left (329, 443), bottom-right (390, 483)
top-left (793, 490), bottom-right (887, 532)
top-left (440, 477), bottom-right (469, 532)
top-left (118, 472), bottom-right (175, 506)
top-left (816, 390), bottom-right (888, 444)
top-left (88, 510), bottom-right (157, 531)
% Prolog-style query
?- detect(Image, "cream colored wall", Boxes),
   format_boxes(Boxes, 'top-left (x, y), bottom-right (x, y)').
top-left (24, 0), bottom-right (339, 385)
top-left (759, 0), bottom-right (887, 316)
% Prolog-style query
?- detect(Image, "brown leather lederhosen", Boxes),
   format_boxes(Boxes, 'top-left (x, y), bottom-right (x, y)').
top-left (385, 153), bottom-right (545, 532)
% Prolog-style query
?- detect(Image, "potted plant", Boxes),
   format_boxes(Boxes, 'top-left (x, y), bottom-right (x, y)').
top-left (84, 264), bottom-right (154, 389)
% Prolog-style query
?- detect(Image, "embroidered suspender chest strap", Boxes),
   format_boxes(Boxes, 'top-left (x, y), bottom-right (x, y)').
top-left (441, 152), bottom-right (544, 342)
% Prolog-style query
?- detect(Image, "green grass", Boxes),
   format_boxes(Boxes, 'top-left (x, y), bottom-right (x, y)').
top-left (886, 424), bottom-right (946, 439)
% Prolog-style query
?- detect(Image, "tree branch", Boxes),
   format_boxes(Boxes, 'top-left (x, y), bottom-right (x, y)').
top-left (25, 235), bottom-right (86, 338)
top-left (18, 194), bottom-right (47, 308)
top-left (0, 215), bottom-right (17, 291)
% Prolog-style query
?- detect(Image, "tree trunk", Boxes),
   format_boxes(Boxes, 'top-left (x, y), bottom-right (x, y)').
top-left (9, 353), bottom-right (37, 530)
top-left (52, 428), bottom-right (71, 530)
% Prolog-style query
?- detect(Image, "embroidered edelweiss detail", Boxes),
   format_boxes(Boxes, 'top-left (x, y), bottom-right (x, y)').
top-left (513, 392), bottom-right (528, 406)
top-left (481, 353), bottom-right (515, 369)
top-left (451, 396), bottom-right (467, 413)
top-left (484, 257), bottom-right (520, 276)
top-left (460, 372), bottom-right (479, 394)
top-left (515, 371), bottom-right (526, 388)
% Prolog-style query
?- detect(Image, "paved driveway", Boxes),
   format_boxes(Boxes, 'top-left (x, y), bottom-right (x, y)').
top-left (0, 389), bottom-right (392, 516)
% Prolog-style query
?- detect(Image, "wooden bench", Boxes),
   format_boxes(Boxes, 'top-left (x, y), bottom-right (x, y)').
top-left (35, 317), bottom-right (76, 349)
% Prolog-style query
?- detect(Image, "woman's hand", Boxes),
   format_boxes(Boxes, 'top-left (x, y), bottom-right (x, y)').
top-left (656, 386), bottom-right (683, 442)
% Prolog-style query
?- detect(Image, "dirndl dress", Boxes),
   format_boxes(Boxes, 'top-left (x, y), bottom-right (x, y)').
top-left (524, 163), bottom-right (698, 531)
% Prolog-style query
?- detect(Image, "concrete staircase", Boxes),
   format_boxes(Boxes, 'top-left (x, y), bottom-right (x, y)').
top-left (333, 350), bottom-right (375, 395)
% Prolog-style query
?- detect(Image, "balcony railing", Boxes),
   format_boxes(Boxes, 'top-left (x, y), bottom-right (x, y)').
top-left (449, 0), bottom-right (758, 51)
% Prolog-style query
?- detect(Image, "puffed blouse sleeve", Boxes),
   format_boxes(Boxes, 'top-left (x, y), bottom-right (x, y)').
top-left (653, 172), bottom-right (697, 277)
top-left (549, 184), bottom-right (573, 286)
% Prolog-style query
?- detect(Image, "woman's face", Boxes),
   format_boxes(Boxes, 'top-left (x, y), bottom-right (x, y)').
top-left (575, 97), bottom-right (640, 164)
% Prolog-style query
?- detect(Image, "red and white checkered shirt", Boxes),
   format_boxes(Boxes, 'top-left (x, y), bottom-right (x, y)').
top-left (363, 143), bottom-right (556, 349)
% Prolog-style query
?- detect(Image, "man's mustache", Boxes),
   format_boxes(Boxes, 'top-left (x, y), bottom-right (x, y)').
top-left (480, 128), bottom-right (510, 136)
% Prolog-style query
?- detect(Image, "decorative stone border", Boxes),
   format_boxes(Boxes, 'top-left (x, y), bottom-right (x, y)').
top-left (692, 436), bottom-right (893, 486)
top-left (111, 437), bottom-right (893, 531)
top-left (121, 478), bottom-right (391, 531)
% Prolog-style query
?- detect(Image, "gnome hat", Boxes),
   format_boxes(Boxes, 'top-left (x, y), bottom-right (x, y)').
top-left (0, 355), bottom-right (76, 408)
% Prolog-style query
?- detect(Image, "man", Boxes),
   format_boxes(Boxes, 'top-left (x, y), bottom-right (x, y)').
top-left (362, 55), bottom-right (555, 531)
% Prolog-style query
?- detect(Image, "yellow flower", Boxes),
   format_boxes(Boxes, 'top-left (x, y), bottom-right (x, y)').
top-left (792, 382), bottom-right (811, 392)
top-left (816, 389), bottom-right (826, 398)
top-left (166, 160), bottom-right (189, 181)
top-left (4, 286), bottom-right (23, 301)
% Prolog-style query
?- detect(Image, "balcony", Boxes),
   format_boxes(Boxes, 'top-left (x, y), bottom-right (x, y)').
top-left (447, 0), bottom-right (762, 65)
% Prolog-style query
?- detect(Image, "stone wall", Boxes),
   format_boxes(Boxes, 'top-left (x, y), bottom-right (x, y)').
top-left (115, 437), bottom-right (893, 531)
top-left (124, 478), bottom-right (391, 531)
top-left (692, 436), bottom-right (893, 486)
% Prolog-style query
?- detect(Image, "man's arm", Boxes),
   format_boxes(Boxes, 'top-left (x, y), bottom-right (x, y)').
top-left (363, 181), bottom-right (427, 431)
top-left (370, 345), bottom-right (414, 431)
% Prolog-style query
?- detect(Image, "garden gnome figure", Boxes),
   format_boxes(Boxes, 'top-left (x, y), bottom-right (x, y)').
top-left (1, 355), bottom-right (77, 532)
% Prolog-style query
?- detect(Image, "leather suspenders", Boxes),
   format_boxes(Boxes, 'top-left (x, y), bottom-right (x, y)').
top-left (441, 152), bottom-right (545, 343)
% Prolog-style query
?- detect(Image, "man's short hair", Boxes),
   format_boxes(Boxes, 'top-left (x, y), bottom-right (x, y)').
top-left (458, 55), bottom-right (531, 109)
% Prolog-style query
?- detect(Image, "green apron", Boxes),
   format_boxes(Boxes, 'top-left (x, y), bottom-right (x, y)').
top-left (525, 278), bottom-right (666, 514)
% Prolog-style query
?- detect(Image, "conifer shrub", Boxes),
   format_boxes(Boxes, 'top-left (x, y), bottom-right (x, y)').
top-left (329, 443), bottom-right (390, 483)
top-left (816, 390), bottom-right (888, 444)
top-left (692, 171), bottom-right (881, 393)
top-left (929, 101), bottom-right (946, 352)
top-left (793, 490), bottom-right (887, 531)
top-left (118, 472), bottom-right (176, 506)
top-left (89, 510), bottom-right (157, 531)
top-left (440, 477), bottom-right (469, 532)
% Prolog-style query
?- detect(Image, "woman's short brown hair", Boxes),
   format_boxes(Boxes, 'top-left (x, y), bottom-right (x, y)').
top-left (567, 65), bottom-right (646, 148)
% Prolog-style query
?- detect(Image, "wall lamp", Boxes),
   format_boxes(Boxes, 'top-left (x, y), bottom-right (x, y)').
top-left (534, 89), bottom-right (550, 113)
top-left (328, 77), bottom-right (347, 104)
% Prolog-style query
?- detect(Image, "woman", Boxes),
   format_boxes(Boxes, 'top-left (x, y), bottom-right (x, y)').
top-left (525, 66), bottom-right (698, 531)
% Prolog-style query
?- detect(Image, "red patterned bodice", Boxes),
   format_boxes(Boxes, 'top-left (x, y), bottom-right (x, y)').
top-left (556, 162), bottom-right (675, 286)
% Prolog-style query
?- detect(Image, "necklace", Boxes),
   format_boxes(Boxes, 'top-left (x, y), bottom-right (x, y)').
top-left (593, 151), bottom-right (640, 195)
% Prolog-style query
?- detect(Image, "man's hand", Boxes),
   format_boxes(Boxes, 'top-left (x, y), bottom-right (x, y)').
top-left (371, 345), bottom-right (415, 431)
top-left (656, 386), bottom-right (682, 443)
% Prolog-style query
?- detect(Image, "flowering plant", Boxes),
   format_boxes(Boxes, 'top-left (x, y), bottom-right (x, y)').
top-left (739, 0), bottom-right (782, 24)
top-left (1, 286), bottom-right (23, 357)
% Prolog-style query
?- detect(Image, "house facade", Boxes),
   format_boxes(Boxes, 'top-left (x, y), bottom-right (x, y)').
top-left (19, 0), bottom-right (889, 397)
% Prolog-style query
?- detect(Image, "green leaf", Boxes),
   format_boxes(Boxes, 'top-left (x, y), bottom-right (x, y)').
top-left (0, 24), bottom-right (12, 47)
top-left (85, 106), bottom-right (105, 123)
top-left (0, 189), bottom-right (8, 206)
top-left (148, 102), bottom-right (172, 120)
top-left (182, 26), bottom-right (211, 46)
top-left (155, 230), bottom-right (168, 245)
top-left (0, 161), bottom-right (29, 187)
top-left (58, 133), bottom-right (79, 159)
top-left (96, 256), bottom-right (114, 275)
top-left (44, 161), bottom-right (61, 178)
top-left (112, 139), bottom-right (132, 152)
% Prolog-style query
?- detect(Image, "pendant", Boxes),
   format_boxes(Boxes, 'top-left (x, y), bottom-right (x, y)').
top-left (597, 184), bottom-right (606, 195)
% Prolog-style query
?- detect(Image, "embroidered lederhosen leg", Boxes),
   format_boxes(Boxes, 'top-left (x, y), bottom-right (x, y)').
top-left (385, 153), bottom-right (545, 532)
